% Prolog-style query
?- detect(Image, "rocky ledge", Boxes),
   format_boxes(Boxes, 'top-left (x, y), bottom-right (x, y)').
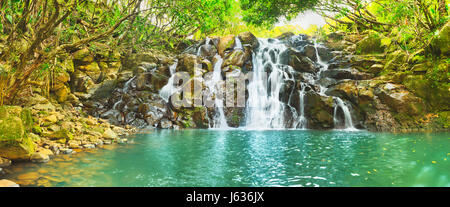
top-left (0, 94), bottom-right (135, 173)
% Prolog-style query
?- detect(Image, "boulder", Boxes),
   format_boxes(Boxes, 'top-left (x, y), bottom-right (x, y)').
top-left (302, 45), bottom-right (317, 62)
top-left (304, 91), bottom-right (335, 129)
top-left (68, 140), bottom-right (81, 149)
top-left (55, 86), bottom-right (70, 103)
top-left (73, 48), bottom-right (93, 62)
top-left (238, 32), bottom-right (259, 49)
top-left (37, 148), bottom-right (54, 158)
top-left (222, 49), bottom-right (248, 68)
top-left (30, 152), bottom-right (50, 163)
top-left (276, 32), bottom-right (296, 41)
top-left (46, 129), bottom-right (73, 142)
top-left (0, 106), bottom-right (36, 160)
top-left (0, 157), bottom-right (11, 167)
top-left (159, 118), bottom-right (173, 129)
top-left (403, 75), bottom-right (450, 111)
top-left (428, 21), bottom-right (450, 56)
top-left (197, 44), bottom-right (218, 59)
top-left (369, 64), bottom-right (384, 74)
top-left (384, 50), bottom-right (407, 71)
top-left (102, 128), bottom-right (118, 139)
top-left (176, 53), bottom-right (201, 76)
top-left (32, 102), bottom-right (55, 111)
top-left (375, 83), bottom-right (425, 116)
top-left (217, 35), bottom-right (235, 56)
top-left (51, 70), bottom-right (70, 91)
top-left (322, 68), bottom-right (374, 80)
top-left (83, 144), bottom-right (95, 149)
top-left (0, 179), bottom-right (19, 187)
top-left (355, 31), bottom-right (384, 54)
top-left (43, 114), bottom-right (58, 124)
top-left (287, 49), bottom-right (318, 73)
top-left (317, 46), bottom-right (333, 62)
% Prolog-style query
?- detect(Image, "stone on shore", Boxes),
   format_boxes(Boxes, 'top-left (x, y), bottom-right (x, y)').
top-left (102, 128), bottom-right (118, 140)
top-left (0, 179), bottom-right (20, 187)
top-left (30, 152), bottom-right (50, 163)
top-left (0, 157), bottom-right (11, 167)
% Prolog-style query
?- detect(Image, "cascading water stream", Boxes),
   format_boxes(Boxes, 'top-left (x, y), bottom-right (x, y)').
top-left (206, 55), bottom-right (229, 129)
top-left (159, 61), bottom-right (179, 102)
top-left (333, 97), bottom-right (356, 130)
top-left (312, 40), bottom-right (356, 130)
top-left (234, 36), bottom-right (243, 50)
top-left (313, 40), bottom-right (329, 95)
top-left (297, 83), bottom-right (307, 129)
top-left (157, 35), bottom-right (357, 131)
top-left (244, 38), bottom-right (289, 129)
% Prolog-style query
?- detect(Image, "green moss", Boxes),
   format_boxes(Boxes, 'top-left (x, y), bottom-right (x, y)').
top-left (47, 129), bottom-right (73, 141)
top-left (20, 108), bottom-right (33, 132)
top-left (37, 111), bottom-right (48, 115)
top-left (92, 126), bottom-right (105, 134)
top-left (403, 74), bottom-right (450, 111)
top-left (0, 116), bottom-right (24, 141)
top-left (0, 106), bottom-right (36, 160)
top-left (356, 31), bottom-right (384, 54)
top-left (435, 111), bottom-right (450, 129)
top-left (384, 50), bottom-right (408, 71)
top-left (32, 125), bottom-right (43, 135)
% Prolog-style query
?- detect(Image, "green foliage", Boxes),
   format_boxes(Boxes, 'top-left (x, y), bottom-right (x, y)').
top-left (239, 0), bottom-right (319, 26)
top-left (426, 59), bottom-right (450, 87)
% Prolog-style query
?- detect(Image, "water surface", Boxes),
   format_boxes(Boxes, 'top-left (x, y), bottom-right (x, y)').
top-left (4, 130), bottom-right (449, 187)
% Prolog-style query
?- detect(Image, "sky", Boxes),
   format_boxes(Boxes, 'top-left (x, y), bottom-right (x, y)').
top-left (275, 10), bottom-right (327, 29)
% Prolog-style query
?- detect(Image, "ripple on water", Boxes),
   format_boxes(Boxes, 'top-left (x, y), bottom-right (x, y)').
top-left (3, 130), bottom-right (449, 187)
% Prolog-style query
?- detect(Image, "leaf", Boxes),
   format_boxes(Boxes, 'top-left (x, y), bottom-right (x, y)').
top-left (6, 14), bottom-right (12, 23)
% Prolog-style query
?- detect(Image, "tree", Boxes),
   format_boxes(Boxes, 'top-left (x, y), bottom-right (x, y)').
top-left (240, 0), bottom-right (319, 26)
top-left (0, 0), bottom-right (234, 105)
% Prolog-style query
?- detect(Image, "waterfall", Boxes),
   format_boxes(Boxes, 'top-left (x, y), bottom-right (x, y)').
top-left (333, 97), bottom-right (356, 130)
top-left (159, 61), bottom-right (179, 102)
top-left (197, 38), bottom-right (211, 56)
top-left (244, 38), bottom-right (288, 129)
top-left (297, 83), bottom-right (307, 129)
top-left (206, 55), bottom-right (229, 129)
top-left (157, 35), bottom-right (358, 131)
top-left (234, 36), bottom-right (243, 50)
top-left (313, 40), bottom-right (329, 95)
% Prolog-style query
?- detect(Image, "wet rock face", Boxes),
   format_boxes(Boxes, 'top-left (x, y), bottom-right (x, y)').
top-left (0, 106), bottom-right (36, 160)
top-left (304, 91), bottom-right (334, 129)
top-left (428, 21), bottom-right (450, 56)
top-left (287, 49), bottom-right (318, 74)
top-left (322, 68), bottom-right (374, 80)
top-left (217, 35), bottom-right (236, 56)
top-left (239, 31), bottom-right (259, 49)
top-left (76, 31), bottom-right (439, 132)
top-left (326, 79), bottom-right (428, 131)
top-left (355, 31), bottom-right (384, 54)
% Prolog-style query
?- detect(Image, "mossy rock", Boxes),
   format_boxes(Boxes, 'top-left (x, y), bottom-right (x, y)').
top-left (73, 48), bottom-right (93, 62)
top-left (55, 85), bottom-right (70, 103)
top-left (435, 111), bottom-right (450, 129)
top-left (355, 31), bottom-right (384, 54)
top-left (46, 129), bottom-right (74, 142)
top-left (218, 35), bottom-right (235, 56)
top-left (403, 75), bottom-right (450, 111)
top-left (20, 108), bottom-right (33, 132)
top-left (384, 50), bottom-right (408, 71)
top-left (0, 106), bottom-right (36, 160)
top-left (428, 21), bottom-right (450, 56)
top-left (32, 126), bottom-right (43, 135)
